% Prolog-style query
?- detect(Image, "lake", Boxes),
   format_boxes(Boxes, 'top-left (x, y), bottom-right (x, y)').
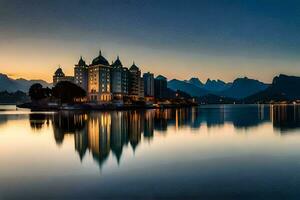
top-left (1, 105), bottom-right (300, 199)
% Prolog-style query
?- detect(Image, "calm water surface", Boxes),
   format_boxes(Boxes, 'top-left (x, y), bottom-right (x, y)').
top-left (1, 105), bottom-right (300, 199)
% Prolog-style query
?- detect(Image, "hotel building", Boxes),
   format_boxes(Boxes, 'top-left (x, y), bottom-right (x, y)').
top-left (88, 51), bottom-right (112, 102)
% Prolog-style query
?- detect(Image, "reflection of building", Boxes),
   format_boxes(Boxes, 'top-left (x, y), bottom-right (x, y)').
top-left (46, 105), bottom-right (300, 170)
top-left (111, 57), bottom-right (129, 100)
top-left (144, 110), bottom-right (154, 139)
top-left (88, 112), bottom-right (111, 167)
top-left (75, 131), bottom-right (88, 161)
top-left (154, 75), bottom-right (167, 99)
top-left (128, 111), bottom-right (143, 151)
top-left (110, 111), bottom-right (129, 163)
top-left (74, 57), bottom-right (88, 91)
top-left (88, 51), bottom-right (112, 102)
top-left (53, 67), bottom-right (74, 86)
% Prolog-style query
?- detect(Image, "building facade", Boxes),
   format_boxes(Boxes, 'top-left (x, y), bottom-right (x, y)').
top-left (88, 51), bottom-right (112, 102)
top-left (154, 75), bottom-right (168, 99)
top-left (143, 72), bottom-right (154, 97)
top-left (74, 57), bottom-right (88, 91)
top-left (53, 67), bottom-right (74, 86)
top-left (110, 56), bottom-right (129, 100)
top-left (128, 62), bottom-right (143, 100)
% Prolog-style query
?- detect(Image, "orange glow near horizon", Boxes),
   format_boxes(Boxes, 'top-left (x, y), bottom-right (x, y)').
top-left (1, 38), bottom-right (300, 83)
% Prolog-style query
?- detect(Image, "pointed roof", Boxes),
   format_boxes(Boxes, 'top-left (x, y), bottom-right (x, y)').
top-left (54, 67), bottom-right (65, 76)
top-left (129, 61), bottom-right (139, 71)
top-left (111, 56), bottom-right (123, 68)
top-left (77, 56), bottom-right (86, 66)
top-left (91, 50), bottom-right (109, 66)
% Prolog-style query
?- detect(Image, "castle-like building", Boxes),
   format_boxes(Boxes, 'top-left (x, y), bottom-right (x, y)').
top-left (53, 50), bottom-right (167, 103)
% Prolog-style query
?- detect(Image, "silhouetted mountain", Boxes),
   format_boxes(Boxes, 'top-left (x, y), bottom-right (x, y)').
top-left (204, 79), bottom-right (232, 92)
top-left (0, 73), bottom-right (51, 92)
top-left (168, 79), bottom-right (209, 97)
top-left (245, 74), bottom-right (300, 103)
top-left (187, 78), bottom-right (204, 88)
top-left (220, 77), bottom-right (268, 99)
top-left (168, 77), bottom-right (267, 99)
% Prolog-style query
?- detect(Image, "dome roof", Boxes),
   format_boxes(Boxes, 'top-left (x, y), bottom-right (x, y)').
top-left (129, 61), bottom-right (139, 71)
top-left (54, 67), bottom-right (65, 76)
top-left (78, 56), bottom-right (86, 66)
top-left (91, 50), bottom-right (109, 66)
top-left (111, 56), bottom-right (123, 68)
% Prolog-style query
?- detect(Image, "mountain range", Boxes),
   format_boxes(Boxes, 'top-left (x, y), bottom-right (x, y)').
top-left (244, 74), bottom-right (300, 103)
top-left (0, 73), bottom-right (52, 92)
top-left (168, 77), bottom-right (268, 99)
top-left (0, 72), bottom-right (299, 103)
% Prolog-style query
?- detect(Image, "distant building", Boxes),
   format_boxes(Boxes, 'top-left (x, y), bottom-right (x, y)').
top-left (143, 72), bottom-right (154, 97)
top-left (53, 67), bottom-right (74, 86)
top-left (110, 56), bottom-right (129, 100)
top-left (128, 62), bottom-right (142, 100)
top-left (139, 77), bottom-right (144, 99)
top-left (74, 56), bottom-right (88, 91)
top-left (154, 75), bottom-right (167, 99)
top-left (88, 51), bottom-right (112, 102)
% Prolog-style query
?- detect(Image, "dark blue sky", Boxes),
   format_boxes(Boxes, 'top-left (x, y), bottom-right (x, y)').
top-left (0, 0), bottom-right (299, 82)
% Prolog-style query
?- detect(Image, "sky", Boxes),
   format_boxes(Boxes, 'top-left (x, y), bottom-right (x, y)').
top-left (0, 0), bottom-right (300, 83)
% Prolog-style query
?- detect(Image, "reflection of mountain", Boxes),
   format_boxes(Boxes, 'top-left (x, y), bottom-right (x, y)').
top-left (43, 105), bottom-right (300, 169)
top-left (272, 105), bottom-right (300, 133)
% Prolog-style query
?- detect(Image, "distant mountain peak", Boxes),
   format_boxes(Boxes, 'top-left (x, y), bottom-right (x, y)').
top-left (0, 73), bottom-right (52, 92)
top-left (188, 77), bottom-right (203, 87)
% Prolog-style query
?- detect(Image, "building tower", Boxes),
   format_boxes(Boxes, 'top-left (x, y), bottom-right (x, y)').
top-left (111, 56), bottom-right (129, 100)
top-left (128, 62), bottom-right (142, 100)
top-left (143, 72), bottom-right (155, 97)
top-left (154, 75), bottom-right (167, 99)
top-left (88, 50), bottom-right (112, 102)
top-left (74, 56), bottom-right (88, 91)
top-left (53, 67), bottom-right (65, 86)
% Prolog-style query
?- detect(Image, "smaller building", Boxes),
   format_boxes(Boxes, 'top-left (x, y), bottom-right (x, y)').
top-left (111, 56), bottom-right (129, 100)
top-left (74, 56), bottom-right (88, 91)
top-left (143, 72), bottom-right (154, 97)
top-left (154, 75), bottom-right (167, 99)
top-left (128, 62), bottom-right (142, 100)
top-left (53, 67), bottom-right (74, 86)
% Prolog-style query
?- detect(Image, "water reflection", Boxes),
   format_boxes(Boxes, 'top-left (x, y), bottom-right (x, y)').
top-left (27, 105), bottom-right (300, 168)
top-left (272, 105), bottom-right (300, 133)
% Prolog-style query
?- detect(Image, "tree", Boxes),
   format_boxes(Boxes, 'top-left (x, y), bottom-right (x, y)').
top-left (52, 81), bottom-right (86, 103)
top-left (29, 83), bottom-right (49, 101)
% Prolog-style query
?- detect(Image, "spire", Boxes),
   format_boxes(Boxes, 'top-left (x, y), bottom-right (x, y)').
top-left (99, 50), bottom-right (102, 56)
top-left (117, 55), bottom-right (120, 60)
top-left (133, 61), bottom-right (135, 65)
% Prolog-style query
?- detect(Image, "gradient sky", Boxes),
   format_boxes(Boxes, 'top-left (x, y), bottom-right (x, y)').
top-left (0, 0), bottom-right (300, 83)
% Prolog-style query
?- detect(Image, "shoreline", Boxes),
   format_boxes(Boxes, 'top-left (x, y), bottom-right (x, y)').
top-left (16, 102), bottom-right (198, 111)
top-left (16, 102), bottom-right (300, 111)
